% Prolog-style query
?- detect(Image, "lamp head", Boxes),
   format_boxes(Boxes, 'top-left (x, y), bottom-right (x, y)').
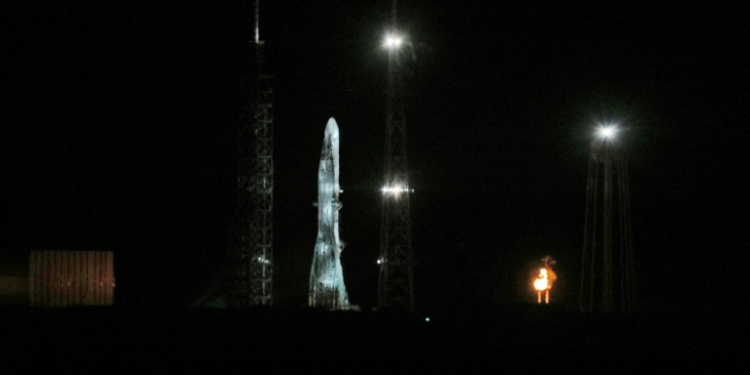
top-left (384, 34), bottom-right (403, 49)
top-left (598, 124), bottom-right (617, 139)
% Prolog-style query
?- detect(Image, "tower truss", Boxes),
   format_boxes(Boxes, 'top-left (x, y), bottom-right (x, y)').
top-left (378, 0), bottom-right (415, 311)
top-left (230, 0), bottom-right (273, 307)
top-left (580, 131), bottom-right (636, 313)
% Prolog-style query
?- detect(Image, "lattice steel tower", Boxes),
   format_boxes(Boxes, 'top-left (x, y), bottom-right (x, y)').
top-left (230, 0), bottom-right (273, 307)
top-left (378, 0), bottom-right (415, 311)
top-left (580, 126), bottom-right (636, 313)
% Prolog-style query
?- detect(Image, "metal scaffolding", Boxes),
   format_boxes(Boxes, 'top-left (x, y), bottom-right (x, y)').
top-left (378, 0), bottom-right (415, 312)
top-left (580, 129), bottom-right (637, 313)
top-left (230, 0), bottom-right (273, 307)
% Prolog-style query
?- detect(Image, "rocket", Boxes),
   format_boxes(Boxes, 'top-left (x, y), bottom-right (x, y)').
top-left (309, 118), bottom-right (349, 309)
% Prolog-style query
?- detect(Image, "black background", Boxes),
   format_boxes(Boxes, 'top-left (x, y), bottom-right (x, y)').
top-left (3, 1), bottom-right (749, 316)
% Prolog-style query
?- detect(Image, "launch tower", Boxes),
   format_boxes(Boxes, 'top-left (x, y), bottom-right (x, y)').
top-left (378, 0), bottom-right (415, 311)
top-left (229, 0), bottom-right (274, 307)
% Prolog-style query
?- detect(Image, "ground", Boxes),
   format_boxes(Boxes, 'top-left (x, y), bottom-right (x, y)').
top-left (2, 304), bottom-right (744, 371)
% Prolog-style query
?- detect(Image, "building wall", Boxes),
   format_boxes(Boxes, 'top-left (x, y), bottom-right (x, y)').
top-left (29, 250), bottom-right (114, 307)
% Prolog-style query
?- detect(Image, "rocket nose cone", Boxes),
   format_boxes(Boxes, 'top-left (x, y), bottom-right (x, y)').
top-left (325, 117), bottom-right (339, 135)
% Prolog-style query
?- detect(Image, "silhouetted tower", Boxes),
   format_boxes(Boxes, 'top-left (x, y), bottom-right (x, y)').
top-left (378, 0), bottom-right (415, 311)
top-left (230, 0), bottom-right (273, 307)
top-left (580, 126), bottom-right (636, 313)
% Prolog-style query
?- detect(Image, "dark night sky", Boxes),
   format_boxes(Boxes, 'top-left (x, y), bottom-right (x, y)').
top-left (3, 1), bottom-right (749, 314)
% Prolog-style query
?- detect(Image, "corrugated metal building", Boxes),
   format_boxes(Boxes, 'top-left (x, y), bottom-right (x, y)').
top-left (1, 250), bottom-right (115, 307)
top-left (29, 250), bottom-right (115, 307)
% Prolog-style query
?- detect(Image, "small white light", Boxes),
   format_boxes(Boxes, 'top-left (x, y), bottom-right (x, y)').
top-left (385, 35), bottom-right (403, 49)
top-left (382, 186), bottom-right (410, 193)
top-left (598, 125), bottom-right (617, 139)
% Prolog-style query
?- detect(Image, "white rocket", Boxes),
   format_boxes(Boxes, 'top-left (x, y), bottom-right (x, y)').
top-left (309, 118), bottom-right (349, 309)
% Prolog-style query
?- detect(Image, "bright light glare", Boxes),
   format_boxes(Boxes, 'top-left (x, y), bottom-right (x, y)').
top-left (385, 35), bottom-right (403, 48)
top-left (382, 186), bottom-right (410, 193)
top-left (598, 125), bottom-right (617, 139)
top-left (533, 268), bottom-right (549, 291)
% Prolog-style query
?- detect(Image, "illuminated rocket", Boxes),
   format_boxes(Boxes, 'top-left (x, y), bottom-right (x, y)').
top-left (309, 118), bottom-right (349, 309)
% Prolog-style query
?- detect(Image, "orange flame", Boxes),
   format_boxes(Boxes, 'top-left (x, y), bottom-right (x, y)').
top-left (533, 267), bottom-right (556, 304)
top-left (533, 268), bottom-right (549, 291)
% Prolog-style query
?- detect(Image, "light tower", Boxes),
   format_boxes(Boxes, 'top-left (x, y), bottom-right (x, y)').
top-left (378, 0), bottom-right (415, 311)
top-left (230, 0), bottom-right (273, 307)
top-left (579, 125), bottom-right (636, 313)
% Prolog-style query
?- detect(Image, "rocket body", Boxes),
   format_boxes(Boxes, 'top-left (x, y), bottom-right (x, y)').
top-left (309, 118), bottom-right (349, 309)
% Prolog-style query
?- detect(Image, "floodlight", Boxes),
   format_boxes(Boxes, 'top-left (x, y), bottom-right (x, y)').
top-left (385, 35), bottom-right (403, 49)
top-left (598, 125), bottom-right (617, 139)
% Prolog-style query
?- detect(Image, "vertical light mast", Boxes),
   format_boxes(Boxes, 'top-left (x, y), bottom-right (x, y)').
top-left (231, 0), bottom-right (273, 307)
top-left (579, 126), bottom-right (636, 313)
top-left (378, 0), bottom-right (415, 311)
